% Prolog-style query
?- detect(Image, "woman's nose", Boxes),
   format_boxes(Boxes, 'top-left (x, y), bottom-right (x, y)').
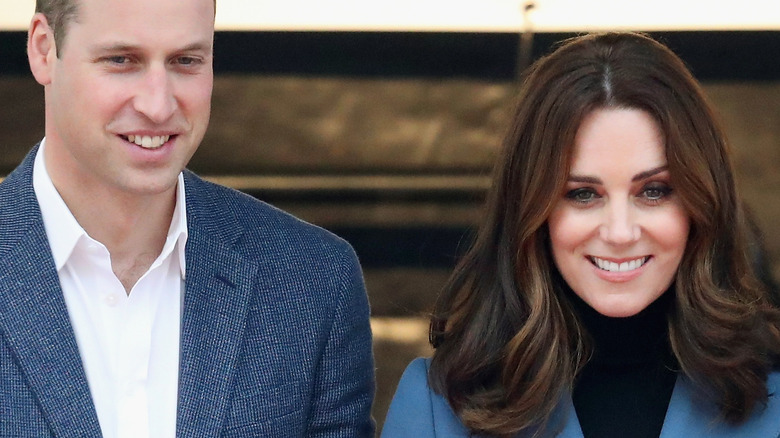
top-left (599, 201), bottom-right (640, 245)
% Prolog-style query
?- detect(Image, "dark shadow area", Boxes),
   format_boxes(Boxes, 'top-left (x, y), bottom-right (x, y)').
top-left (328, 225), bottom-right (473, 268)
top-left (2, 31), bottom-right (779, 80)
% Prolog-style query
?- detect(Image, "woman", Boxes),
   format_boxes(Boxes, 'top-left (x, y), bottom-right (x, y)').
top-left (382, 32), bottom-right (780, 437)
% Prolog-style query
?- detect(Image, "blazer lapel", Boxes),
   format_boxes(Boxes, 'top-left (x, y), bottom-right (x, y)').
top-left (555, 396), bottom-right (585, 438)
top-left (660, 377), bottom-right (705, 437)
top-left (175, 214), bottom-right (257, 436)
top-left (0, 148), bottom-right (101, 437)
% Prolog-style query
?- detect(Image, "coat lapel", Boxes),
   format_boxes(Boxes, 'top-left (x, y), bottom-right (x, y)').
top-left (175, 176), bottom-right (257, 436)
top-left (0, 147), bottom-right (102, 437)
top-left (554, 397), bottom-right (585, 438)
top-left (660, 377), bottom-right (707, 437)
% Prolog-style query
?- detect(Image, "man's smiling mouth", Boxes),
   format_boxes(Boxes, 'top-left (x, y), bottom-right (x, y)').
top-left (121, 134), bottom-right (171, 149)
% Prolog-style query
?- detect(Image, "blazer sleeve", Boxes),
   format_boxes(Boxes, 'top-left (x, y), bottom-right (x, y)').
top-left (305, 243), bottom-right (376, 438)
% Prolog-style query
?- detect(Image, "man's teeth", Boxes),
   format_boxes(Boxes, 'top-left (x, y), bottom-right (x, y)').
top-left (591, 256), bottom-right (648, 272)
top-left (126, 135), bottom-right (170, 149)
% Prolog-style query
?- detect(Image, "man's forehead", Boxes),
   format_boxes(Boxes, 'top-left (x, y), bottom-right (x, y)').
top-left (76, 0), bottom-right (215, 22)
top-left (71, 0), bottom-right (215, 47)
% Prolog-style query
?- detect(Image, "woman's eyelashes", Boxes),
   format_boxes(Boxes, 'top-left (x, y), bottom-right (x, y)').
top-left (564, 187), bottom-right (600, 205)
top-left (563, 182), bottom-right (674, 206)
top-left (639, 183), bottom-right (673, 204)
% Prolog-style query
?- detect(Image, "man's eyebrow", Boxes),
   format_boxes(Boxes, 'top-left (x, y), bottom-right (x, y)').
top-left (566, 165), bottom-right (669, 185)
top-left (178, 42), bottom-right (213, 53)
top-left (93, 43), bottom-right (140, 53)
top-left (93, 42), bottom-right (213, 53)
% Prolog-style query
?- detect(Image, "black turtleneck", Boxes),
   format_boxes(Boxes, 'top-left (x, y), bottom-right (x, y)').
top-left (569, 289), bottom-right (678, 438)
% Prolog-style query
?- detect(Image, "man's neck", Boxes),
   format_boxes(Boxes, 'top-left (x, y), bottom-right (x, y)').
top-left (40, 138), bottom-right (179, 293)
top-left (57, 181), bottom-right (176, 294)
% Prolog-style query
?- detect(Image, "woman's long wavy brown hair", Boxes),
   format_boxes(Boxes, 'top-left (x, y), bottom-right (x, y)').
top-left (428, 32), bottom-right (780, 436)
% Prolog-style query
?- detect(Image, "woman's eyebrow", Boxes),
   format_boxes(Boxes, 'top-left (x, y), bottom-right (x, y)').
top-left (567, 175), bottom-right (601, 184)
top-left (632, 165), bottom-right (668, 182)
top-left (566, 165), bottom-right (669, 185)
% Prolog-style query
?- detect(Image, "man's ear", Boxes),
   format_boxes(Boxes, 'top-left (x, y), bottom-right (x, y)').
top-left (27, 13), bottom-right (57, 86)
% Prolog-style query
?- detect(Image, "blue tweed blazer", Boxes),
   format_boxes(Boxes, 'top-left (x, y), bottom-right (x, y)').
top-left (382, 358), bottom-right (780, 437)
top-left (0, 146), bottom-right (375, 437)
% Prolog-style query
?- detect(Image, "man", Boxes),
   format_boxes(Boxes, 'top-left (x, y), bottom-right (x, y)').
top-left (0, 0), bottom-right (375, 436)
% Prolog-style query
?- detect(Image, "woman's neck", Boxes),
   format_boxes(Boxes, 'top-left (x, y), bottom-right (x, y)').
top-left (567, 286), bottom-right (678, 438)
top-left (567, 287), bottom-right (675, 367)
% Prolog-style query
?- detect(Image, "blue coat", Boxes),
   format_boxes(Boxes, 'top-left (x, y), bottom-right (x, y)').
top-left (382, 358), bottom-right (780, 437)
top-left (0, 146), bottom-right (375, 437)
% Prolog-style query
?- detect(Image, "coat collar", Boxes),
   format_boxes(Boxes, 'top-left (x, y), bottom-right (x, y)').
top-left (535, 373), bottom-right (780, 438)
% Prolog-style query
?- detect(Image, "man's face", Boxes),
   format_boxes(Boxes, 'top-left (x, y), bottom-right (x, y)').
top-left (41, 0), bottom-right (214, 198)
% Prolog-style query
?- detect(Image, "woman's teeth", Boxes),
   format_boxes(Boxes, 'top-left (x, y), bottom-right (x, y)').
top-left (127, 135), bottom-right (170, 149)
top-left (590, 256), bottom-right (649, 272)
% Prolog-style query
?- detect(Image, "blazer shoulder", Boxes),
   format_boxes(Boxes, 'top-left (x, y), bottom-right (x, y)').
top-left (0, 145), bottom-right (43, 257)
top-left (382, 358), bottom-right (471, 438)
top-left (718, 370), bottom-right (780, 437)
top-left (183, 171), bottom-right (353, 257)
top-left (663, 371), bottom-right (780, 438)
top-left (764, 370), bottom-right (780, 418)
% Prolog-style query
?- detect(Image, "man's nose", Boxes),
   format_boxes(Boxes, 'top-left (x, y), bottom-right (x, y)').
top-left (133, 66), bottom-right (177, 124)
top-left (599, 201), bottom-right (640, 245)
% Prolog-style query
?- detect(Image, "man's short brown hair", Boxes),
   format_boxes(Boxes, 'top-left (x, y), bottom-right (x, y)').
top-left (35, 0), bottom-right (79, 57)
top-left (35, 0), bottom-right (216, 57)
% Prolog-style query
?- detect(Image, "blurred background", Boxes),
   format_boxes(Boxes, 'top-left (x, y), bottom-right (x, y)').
top-left (1, 0), bottom-right (779, 430)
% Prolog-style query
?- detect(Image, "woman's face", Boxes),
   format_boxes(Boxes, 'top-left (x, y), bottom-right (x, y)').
top-left (547, 108), bottom-right (689, 317)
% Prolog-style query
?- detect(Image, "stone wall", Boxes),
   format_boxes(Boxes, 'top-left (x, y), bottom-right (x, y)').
top-left (4, 76), bottom-right (776, 269)
top-left (1, 76), bottom-right (778, 428)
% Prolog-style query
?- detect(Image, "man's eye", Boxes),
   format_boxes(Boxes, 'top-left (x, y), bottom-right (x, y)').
top-left (565, 188), bottom-right (598, 204)
top-left (107, 56), bottom-right (129, 64)
top-left (177, 57), bottom-right (201, 66)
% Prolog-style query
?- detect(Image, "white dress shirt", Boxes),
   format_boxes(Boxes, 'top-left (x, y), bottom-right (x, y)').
top-left (32, 140), bottom-right (187, 438)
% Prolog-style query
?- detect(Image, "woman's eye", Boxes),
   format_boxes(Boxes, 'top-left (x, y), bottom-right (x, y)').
top-left (641, 184), bottom-right (672, 202)
top-left (565, 188), bottom-right (599, 204)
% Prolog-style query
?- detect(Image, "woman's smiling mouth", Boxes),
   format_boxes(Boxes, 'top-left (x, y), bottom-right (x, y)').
top-left (588, 256), bottom-right (651, 272)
